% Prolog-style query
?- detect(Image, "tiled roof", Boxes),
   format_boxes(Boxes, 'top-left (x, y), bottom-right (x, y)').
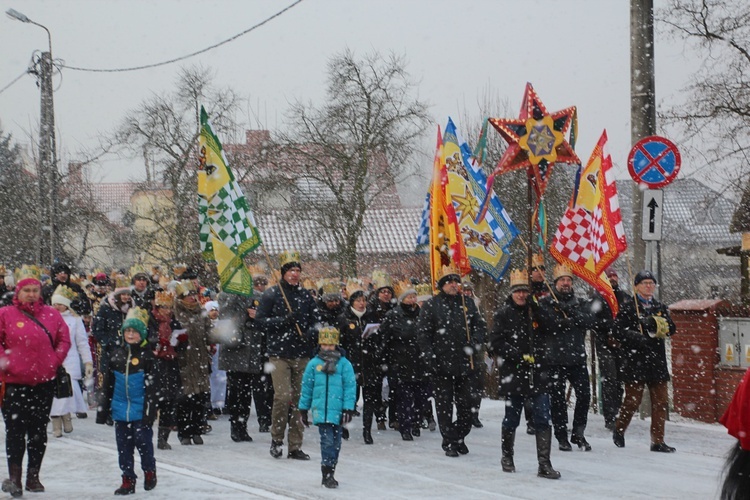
top-left (616, 178), bottom-right (740, 246)
top-left (257, 207), bottom-right (422, 255)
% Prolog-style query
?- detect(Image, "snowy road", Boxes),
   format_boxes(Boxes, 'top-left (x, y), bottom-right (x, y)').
top-left (2, 399), bottom-right (732, 499)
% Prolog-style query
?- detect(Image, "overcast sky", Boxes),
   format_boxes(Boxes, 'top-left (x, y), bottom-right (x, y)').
top-left (0, 0), bottom-right (699, 202)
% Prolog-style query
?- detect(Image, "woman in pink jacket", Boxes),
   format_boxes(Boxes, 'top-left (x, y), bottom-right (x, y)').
top-left (0, 266), bottom-right (70, 498)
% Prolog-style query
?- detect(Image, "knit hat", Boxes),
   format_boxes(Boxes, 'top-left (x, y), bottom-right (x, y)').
top-left (51, 285), bottom-right (77, 308)
top-left (131, 272), bottom-right (150, 284)
top-left (92, 273), bottom-right (111, 287)
top-left (180, 267), bottom-right (199, 280)
top-left (204, 300), bottom-right (219, 313)
top-left (51, 263), bottom-right (71, 276)
top-left (121, 307), bottom-right (149, 340)
top-left (634, 270), bottom-right (657, 286)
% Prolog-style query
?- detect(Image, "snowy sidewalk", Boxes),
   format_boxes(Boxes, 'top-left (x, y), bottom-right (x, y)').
top-left (1, 399), bottom-right (733, 499)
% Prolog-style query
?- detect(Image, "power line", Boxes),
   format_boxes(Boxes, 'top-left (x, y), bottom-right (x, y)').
top-left (0, 70), bottom-right (29, 96)
top-left (61, 0), bottom-right (304, 73)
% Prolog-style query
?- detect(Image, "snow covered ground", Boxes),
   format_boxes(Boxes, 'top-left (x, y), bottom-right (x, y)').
top-left (3, 399), bottom-right (734, 499)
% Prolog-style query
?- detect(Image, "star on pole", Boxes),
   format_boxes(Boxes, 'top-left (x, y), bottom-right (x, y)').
top-left (488, 82), bottom-right (580, 197)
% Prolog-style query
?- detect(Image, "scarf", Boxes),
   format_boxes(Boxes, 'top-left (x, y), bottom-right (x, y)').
top-left (350, 307), bottom-right (366, 319)
top-left (318, 349), bottom-right (341, 374)
top-left (152, 307), bottom-right (177, 360)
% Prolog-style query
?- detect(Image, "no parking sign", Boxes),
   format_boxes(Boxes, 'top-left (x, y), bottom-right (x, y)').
top-left (627, 136), bottom-right (681, 189)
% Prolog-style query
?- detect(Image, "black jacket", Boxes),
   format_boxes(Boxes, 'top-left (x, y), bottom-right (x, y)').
top-left (381, 302), bottom-right (429, 382)
top-left (416, 292), bottom-right (487, 377)
top-left (589, 287), bottom-right (632, 353)
top-left (538, 291), bottom-right (593, 366)
top-left (337, 307), bottom-right (384, 386)
top-left (318, 299), bottom-right (347, 327)
top-left (217, 292), bottom-right (266, 374)
top-left (255, 280), bottom-right (319, 359)
top-left (42, 279), bottom-right (92, 316)
top-left (489, 296), bottom-right (549, 397)
top-left (613, 295), bottom-right (676, 383)
top-left (92, 295), bottom-right (130, 350)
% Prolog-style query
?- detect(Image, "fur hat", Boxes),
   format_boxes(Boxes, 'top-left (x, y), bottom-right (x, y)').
top-left (509, 269), bottom-right (530, 293)
top-left (634, 270), bottom-right (657, 286)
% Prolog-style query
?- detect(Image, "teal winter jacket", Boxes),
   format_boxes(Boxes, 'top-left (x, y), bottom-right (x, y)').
top-left (298, 351), bottom-right (356, 425)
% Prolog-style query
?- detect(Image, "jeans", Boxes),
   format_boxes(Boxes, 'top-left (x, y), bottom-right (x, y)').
top-left (548, 364), bottom-right (591, 433)
top-left (269, 357), bottom-right (308, 451)
top-left (2, 381), bottom-right (55, 470)
top-left (115, 421), bottom-right (155, 479)
top-left (502, 393), bottom-right (551, 431)
top-left (318, 424), bottom-right (342, 467)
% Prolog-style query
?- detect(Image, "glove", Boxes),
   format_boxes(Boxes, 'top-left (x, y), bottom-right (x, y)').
top-left (177, 333), bottom-right (188, 344)
top-left (652, 316), bottom-right (670, 339)
top-left (84, 362), bottom-right (94, 379)
top-left (522, 354), bottom-right (535, 364)
top-left (341, 410), bottom-right (355, 425)
top-left (299, 409), bottom-right (310, 427)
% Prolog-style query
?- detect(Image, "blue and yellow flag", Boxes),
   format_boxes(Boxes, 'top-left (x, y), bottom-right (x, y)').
top-left (198, 106), bottom-right (261, 296)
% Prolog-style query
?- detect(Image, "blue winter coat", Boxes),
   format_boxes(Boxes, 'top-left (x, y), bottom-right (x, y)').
top-left (298, 350), bottom-right (356, 426)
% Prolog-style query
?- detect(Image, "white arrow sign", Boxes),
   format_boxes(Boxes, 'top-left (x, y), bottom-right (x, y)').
top-left (641, 189), bottom-right (663, 241)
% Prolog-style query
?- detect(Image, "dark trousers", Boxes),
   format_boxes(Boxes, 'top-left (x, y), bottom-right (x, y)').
top-left (390, 378), bottom-right (428, 433)
top-left (548, 364), bottom-right (591, 434)
top-left (226, 371), bottom-right (273, 428)
top-left (597, 347), bottom-right (623, 425)
top-left (176, 392), bottom-right (208, 440)
top-left (502, 393), bottom-right (551, 431)
top-left (362, 382), bottom-right (384, 431)
top-left (115, 420), bottom-right (155, 479)
top-left (432, 373), bottom-right (477, 445)
top-left (2, 381), bottom-right (55, 470)
top-left (154, 358), bottom-right (181, 428)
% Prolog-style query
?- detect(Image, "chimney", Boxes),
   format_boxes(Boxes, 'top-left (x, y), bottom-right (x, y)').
top-left (68, 162), bottom-right (83, 184)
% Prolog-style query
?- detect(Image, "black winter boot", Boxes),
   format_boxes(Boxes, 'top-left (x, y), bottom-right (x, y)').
top-left (536, 427), bottom-right (561, 480)
top-left (144, 470), bottom-right (157, 491)
top-left (24, 468), bottom-right (44, 492)
top-left (114, 475), bottom-right (136, 495)
top-left (270, 440), bottom-right (283, 459)
top-left (2, 463), bottom-right (23, 498)
top-left (157, 427), bottom-right (172, 450)
top-left (571, 426), bottom-right (592, 451)
top-left (363, 429), bottom-right (373, 445)
top-left (501, 428), bottom-right (516, 473)
top-left (230, 419), bottom-right (253, 442)
top-left (613, 429), bottom-right (625, 448)
top-left (321, 466), bottom-right (338, 489)
top-left (555, 427), bottom-right (572, 452)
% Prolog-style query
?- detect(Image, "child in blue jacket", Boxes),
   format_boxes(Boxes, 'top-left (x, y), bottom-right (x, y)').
top-left (299, 326), bottom-right (356, 489)
top-left (96, 307), bottom-right (157, 495)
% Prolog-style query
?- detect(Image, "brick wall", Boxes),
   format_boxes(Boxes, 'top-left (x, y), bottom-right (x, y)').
top-left (715, 367), bottom-right (746, 421)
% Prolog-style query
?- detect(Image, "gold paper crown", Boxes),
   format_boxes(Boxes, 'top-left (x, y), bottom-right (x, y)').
top-left (345, 278), bottom-right (365, 297)
top-left (0, 265), bottom-right (6, 276)
top-left (154, 291), bottom-right (174, 307)
top-left (173, 263), bottom-right (188, 278)
top-left (158, 275), bottom-right (171, 289)
top-left (371, 269), bottom-right (392, 290)
top-left (129, 264), bottom-right (147, 278)
top-left (53, 284), bottom-right (78, 302)
top-left (553, 264), bottom-right (573, 281)
top-left (392, 280), bottom-right (414, 299)
top-left (440, 264), bottom-right (460, 280)
top-left (114, 276), bottom-right (130, 289)
top-left (150, 265), bottom-right (162, 276)
top-left (320, 281), bottom-right (340, 296)
top-left (68, 274), bottom-right (82, 285)
top-left (302, 278), bottom-right (317, 290)
top-left (531, 253), bottom-right (545, 269)
top-left (14, 265), bottom-right (42, 283)
top-left (125, 307), bottom-right (150, 327)
top-left (279, 250), bottom-right (301, 268)
top-left (175, 280), bottom-right (196, 297)
top-left (509, 269), bottom-right (530, 290)
top-left (415, 283), bottom-right (433, 299)
top-left (245, 264), bottom-right (266, 278)
top-left (318, 326), bottom-right (340, 345)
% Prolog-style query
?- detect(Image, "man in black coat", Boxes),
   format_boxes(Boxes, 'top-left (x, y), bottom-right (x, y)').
top-left (255, 251), bottom-right (319, 461)
top-left (538, 264), bottom-right (594, 452)
top-left (218, 290), bottom-right (273, 441)
top-left (612, 270), bottom-right (676, 453)
top-left (130, 272), bottom-right (155, 309)
top-left (417, 267), bottom-right (487, 457)
top-left (489, 269), bottom-right (560, 479)
top-left (41, 263), bottom-right (92, 316)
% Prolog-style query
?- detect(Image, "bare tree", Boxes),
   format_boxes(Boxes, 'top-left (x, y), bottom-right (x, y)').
top-left (658, 0), bottom-right (750, 194)
top-left (111, 65), bottom-right (241, 269)
top-left (262, 50), bottom-right (430, 277)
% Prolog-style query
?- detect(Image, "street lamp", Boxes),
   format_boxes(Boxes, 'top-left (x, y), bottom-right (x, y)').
top-left (6, 8), bottom-right (58, 265)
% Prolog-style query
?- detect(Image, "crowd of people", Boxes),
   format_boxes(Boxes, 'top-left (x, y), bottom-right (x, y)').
top-left (0, 251), bottom-right (681, 494)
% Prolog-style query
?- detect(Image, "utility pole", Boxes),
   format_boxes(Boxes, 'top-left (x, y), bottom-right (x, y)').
top-left (36, 49), bottom-right (58, 266)
top-left (630, 0), bottom-right (656, 273)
